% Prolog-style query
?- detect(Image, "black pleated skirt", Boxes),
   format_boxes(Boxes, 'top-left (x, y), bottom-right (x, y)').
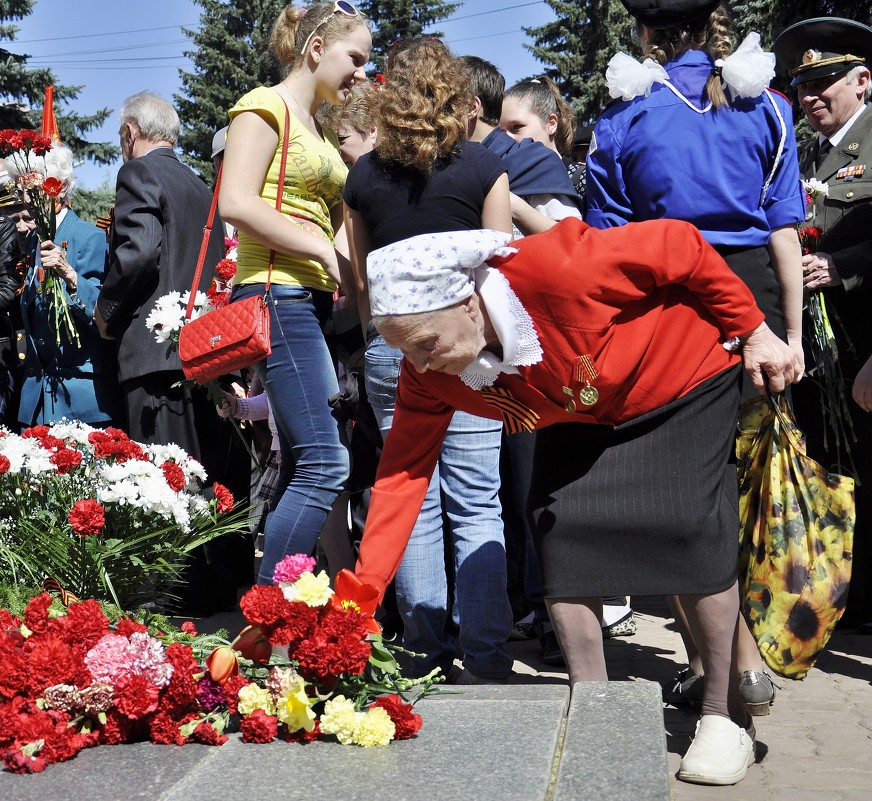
top-left (527, 365), bottom-right (742, 598)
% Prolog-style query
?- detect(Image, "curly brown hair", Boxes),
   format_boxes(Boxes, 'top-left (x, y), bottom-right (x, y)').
top-left (271, 2), bottom-right (369, 75)
top-left (375, 37), bottom-right (471, 174)
top-left (642, 3), bottom-right (733, 109)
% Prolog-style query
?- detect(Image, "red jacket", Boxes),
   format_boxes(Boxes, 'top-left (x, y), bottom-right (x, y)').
top-left (356, 217), bottom-right (764, 596)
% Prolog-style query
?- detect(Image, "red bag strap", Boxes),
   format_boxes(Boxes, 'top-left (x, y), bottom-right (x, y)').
top-left (184, 101), bottom-right (292, 320)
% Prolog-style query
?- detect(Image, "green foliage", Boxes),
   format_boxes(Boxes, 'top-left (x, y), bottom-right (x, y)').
top-left (358, 0), bottom-right (460, 71)
top-left (176, 0), bottom-right (287, 182)
top-left (74, 181), bottom-right (116, 226)
top-left (0, 0), bottom-right (118, 165)
top-left (524, 0), bottom-right (636, 125)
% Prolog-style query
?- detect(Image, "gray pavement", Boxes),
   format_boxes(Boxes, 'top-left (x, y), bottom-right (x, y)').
top-left (2, 595), bottom-right (870, 799)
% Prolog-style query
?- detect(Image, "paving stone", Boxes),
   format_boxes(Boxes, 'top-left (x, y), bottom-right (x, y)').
top-left (0, 741), bottom-right (217, 801)
top-left (164, 694), bottom-right (569, 801)
top-left (554, 680), bottom-right (669, 801)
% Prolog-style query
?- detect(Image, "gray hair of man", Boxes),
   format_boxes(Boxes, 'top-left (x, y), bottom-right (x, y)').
top-left (4, 143), bottom-right (77, 201)
top-left (119, 90), bottom-right (180, 145)
top-left (846, 64), bottom-right (872, 101)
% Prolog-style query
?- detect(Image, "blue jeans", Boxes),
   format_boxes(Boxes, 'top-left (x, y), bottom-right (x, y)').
top-left (233, 284), bottom-right (349, 584)
top-left (365, 333), bottom-right (512, 679)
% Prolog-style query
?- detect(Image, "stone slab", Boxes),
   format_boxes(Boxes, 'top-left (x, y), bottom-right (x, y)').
top-left (165, 695), bottom-right (569, 801)
top-left (554, 680), bottom-right (670, 801)
top-left (0, 741), bottom-right (218, 801)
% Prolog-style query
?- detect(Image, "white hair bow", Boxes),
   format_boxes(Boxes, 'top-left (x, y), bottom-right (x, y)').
top-left (715, 32), bottom-right (776, 100)
top-left (606, 52), bottom-right (670, 101)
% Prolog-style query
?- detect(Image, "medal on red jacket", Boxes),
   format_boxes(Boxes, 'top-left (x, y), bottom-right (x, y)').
top-left (576, 355), bottom-right (599, 406)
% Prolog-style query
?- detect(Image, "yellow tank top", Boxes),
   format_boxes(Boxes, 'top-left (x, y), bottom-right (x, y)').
top-left (228, 87), bottom-right (348, 292)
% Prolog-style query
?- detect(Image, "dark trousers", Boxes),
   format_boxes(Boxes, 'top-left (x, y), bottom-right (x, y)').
top-left (122, 370), bottom-right (254, 614)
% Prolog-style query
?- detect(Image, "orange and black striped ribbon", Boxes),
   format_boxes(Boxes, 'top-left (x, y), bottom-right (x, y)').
top-left (480, 386), bottom-right (540, 434)
top-left (42, 576), bottom-right (80, 606)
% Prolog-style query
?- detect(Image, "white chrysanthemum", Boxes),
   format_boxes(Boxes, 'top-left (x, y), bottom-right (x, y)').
top-left (1, 436), bottom-right (55, 475)
top-left (182, 457), bottom-right (207, 485)
top-left (804, 178), bottom-right (829, 199)
top-left (187, 494), bottom-right (210, 517)
top-left (149, 443), bottom-right (190, 466)
top-left (97, 479), bottom-right (140, 506)
top-left (145, 303), bottom-right (186, 342)
top-left (48, 419), bottom-right (96, 446)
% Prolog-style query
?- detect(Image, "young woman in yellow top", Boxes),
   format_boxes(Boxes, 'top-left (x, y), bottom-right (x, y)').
top-left (219, 2), bottom-right (371, 583)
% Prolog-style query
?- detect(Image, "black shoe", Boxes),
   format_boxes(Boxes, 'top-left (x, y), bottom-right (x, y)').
top-left (539, 629), bottom-right (566, 667)
top-left (662, 667), bottom-right (705, 709)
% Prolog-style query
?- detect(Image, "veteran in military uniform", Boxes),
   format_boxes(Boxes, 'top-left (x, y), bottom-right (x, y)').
top-left (775, 16), bottom-right (872, 630)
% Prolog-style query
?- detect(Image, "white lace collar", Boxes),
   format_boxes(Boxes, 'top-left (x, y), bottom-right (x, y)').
top-left (458, 267), bottom-right (543, 390)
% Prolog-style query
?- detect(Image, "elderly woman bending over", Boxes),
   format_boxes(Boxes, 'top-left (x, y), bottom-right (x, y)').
top-left (354, 218), bottom-right (799, 786)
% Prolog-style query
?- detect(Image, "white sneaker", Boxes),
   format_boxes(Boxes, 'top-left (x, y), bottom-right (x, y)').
top-left (678, 715), bottom-right (755, 785)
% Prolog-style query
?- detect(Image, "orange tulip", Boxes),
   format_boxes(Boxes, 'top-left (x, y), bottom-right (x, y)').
top-left (230, 625), bottom-right (272, 664)
top-left (331, 569), bottom-right (381, 635)
top-left (205, 646), bottom-right (239, 685)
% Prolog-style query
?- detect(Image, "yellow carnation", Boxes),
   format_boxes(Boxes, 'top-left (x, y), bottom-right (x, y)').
top-left (283, 570), bottom-right (334, 606)
top-left (237, 684), bottom-right (276, 717)
top-left (320, 695), bottom-right (359, 745)
top-left (352, 706), bottom-right (396, 747)
top-left (276, 674), bottom-right (316, 732)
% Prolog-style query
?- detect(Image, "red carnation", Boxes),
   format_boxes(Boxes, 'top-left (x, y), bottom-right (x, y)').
top-left (23, 592), bottom-right (53, 634)
top-left (161, 461), bottom-right (186, 492)
top-left (0, 454), bottom-right (10, 473)
top-left (240, 709), bottom-right (278, 743)
top-left (180, 621), bottom-right (198, 636)
top-left (148, 711), bottom-right (187, 745)
top-left (22, 425), bottom-right (50, 439)
top-left (371, 695), bottom-right (422, 740)
top-left (114, 674), bottom-right (161, 720)
top-left (192, 720), bottom-right (228, 746)
top-left (221, 673), bottom-right (250, 715)
top-left (213, 482), bottom-right (234, 514)
top-left (24, 635), bottom-right (82, 695)
top-left (214, 258), bottom-right (237, 282)
top-left (51, 447), bottom-right (83, 474)
top-left (239, 584), bottom-right (290, 630)
top-left (282, 719), bottom-right (322, 743)
top-left (68, 499), bottom-right (105, 536)
top-left (99, 708), bottom-right (134, 745)
top-left (115, 617), bottom-right (149, 637)
top-left (62, 600), bottom-right (110, 651)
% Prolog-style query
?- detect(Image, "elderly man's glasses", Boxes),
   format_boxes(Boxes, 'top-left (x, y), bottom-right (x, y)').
top-left (300, 1), bottom-right (360, 56)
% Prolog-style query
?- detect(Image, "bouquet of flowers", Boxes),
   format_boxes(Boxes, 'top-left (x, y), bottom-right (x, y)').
top-left (798, 178), bottom-right (856, 471)
top-left (0, 129), bottom-right (79, 347)
top-left (231, 555), bottom-right (437, 747)
top-left (0, 420), bottom-right (243, 609)
top-left (0, 558), bottom-right (436, 773)
top-left (0, 597), bottom-right (240, 773)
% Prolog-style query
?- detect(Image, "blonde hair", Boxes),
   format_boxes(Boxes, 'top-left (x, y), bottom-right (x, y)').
top-left (271, 2), bottom-right (369, 74)
top-left (504, 76), bottom-right (577, 155)
top-left (375, 38), bottom-right (470, 173)
top-left (643, 3), bottom-right (733, 110)
top-left (319, 80), bottom-right (379, 134)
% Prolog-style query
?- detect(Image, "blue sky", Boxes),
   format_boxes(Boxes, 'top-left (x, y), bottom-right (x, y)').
top-left (7, 0), bottom-right (557, 189)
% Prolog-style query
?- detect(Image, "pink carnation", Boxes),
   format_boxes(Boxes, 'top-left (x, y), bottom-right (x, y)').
top-left (84, 633), bottom-right (133, 685)
top-left (272, 554), bottom-right (317, 585)
top-left (84, 632), bottom-right (173, 688)
top-left (126, 632), bottom-right (174, 688)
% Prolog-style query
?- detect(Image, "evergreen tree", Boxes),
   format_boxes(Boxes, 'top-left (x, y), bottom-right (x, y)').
top-left (75, 181), bottom-right (116, 226)
top-left (176, 0), bottom-right (286, 182)
top-left (0, 0), bottom-right (117, 165)
top-left (358, 0), bottom-right (460, 71)
top-left (524, 0), bottom-right (636, 125)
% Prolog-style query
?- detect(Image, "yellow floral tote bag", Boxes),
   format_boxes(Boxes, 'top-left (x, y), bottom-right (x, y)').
top-left (737, 394), bottom-right (854, 679)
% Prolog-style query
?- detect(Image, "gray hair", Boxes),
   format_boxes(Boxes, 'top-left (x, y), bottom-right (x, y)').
top-left (4, 143), bottom-right (77, 201)
top-left (120, 91), bottom-right (180, 145)
top-left (846, 65), bottom-right (872, 101)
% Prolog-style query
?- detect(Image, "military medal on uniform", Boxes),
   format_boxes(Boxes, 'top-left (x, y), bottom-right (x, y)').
top-left (562, 354), bottom-right (599, 412)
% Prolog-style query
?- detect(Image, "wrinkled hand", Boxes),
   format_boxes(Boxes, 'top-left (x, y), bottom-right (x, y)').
top-left (741, 323), bottom-right (802, 393)
top-left (802, 251), bottom-right (841, 291)
top-left (853, 355), bottom-right (872, 412)
top-left (787, 335), bottom-right (806, 382)
top-left (215, 383), bottom-right (245, 418)
top-left (40, 240), bottom-right (77, 291)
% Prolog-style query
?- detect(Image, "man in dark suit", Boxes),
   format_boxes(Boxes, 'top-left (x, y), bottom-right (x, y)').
top-left (775, 18), bottom-right (872, 630)
top-left (96, 91), bottom-right (251, 614)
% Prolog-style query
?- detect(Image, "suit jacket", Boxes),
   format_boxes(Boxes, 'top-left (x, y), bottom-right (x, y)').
top-left (355, 217), bottom-right (763, 596)
top-left (97, 148), bottom-right (225, 383)
top-left (18, 209), bottom-right (120, 426)
top-left (804, 104), bottom-right (872, 366)
top-left (807, 103), bottom-right (872, 292)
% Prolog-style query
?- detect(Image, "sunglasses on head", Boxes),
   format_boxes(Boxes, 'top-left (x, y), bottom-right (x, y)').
top-left (300, 1), bottom-right (360, 56)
